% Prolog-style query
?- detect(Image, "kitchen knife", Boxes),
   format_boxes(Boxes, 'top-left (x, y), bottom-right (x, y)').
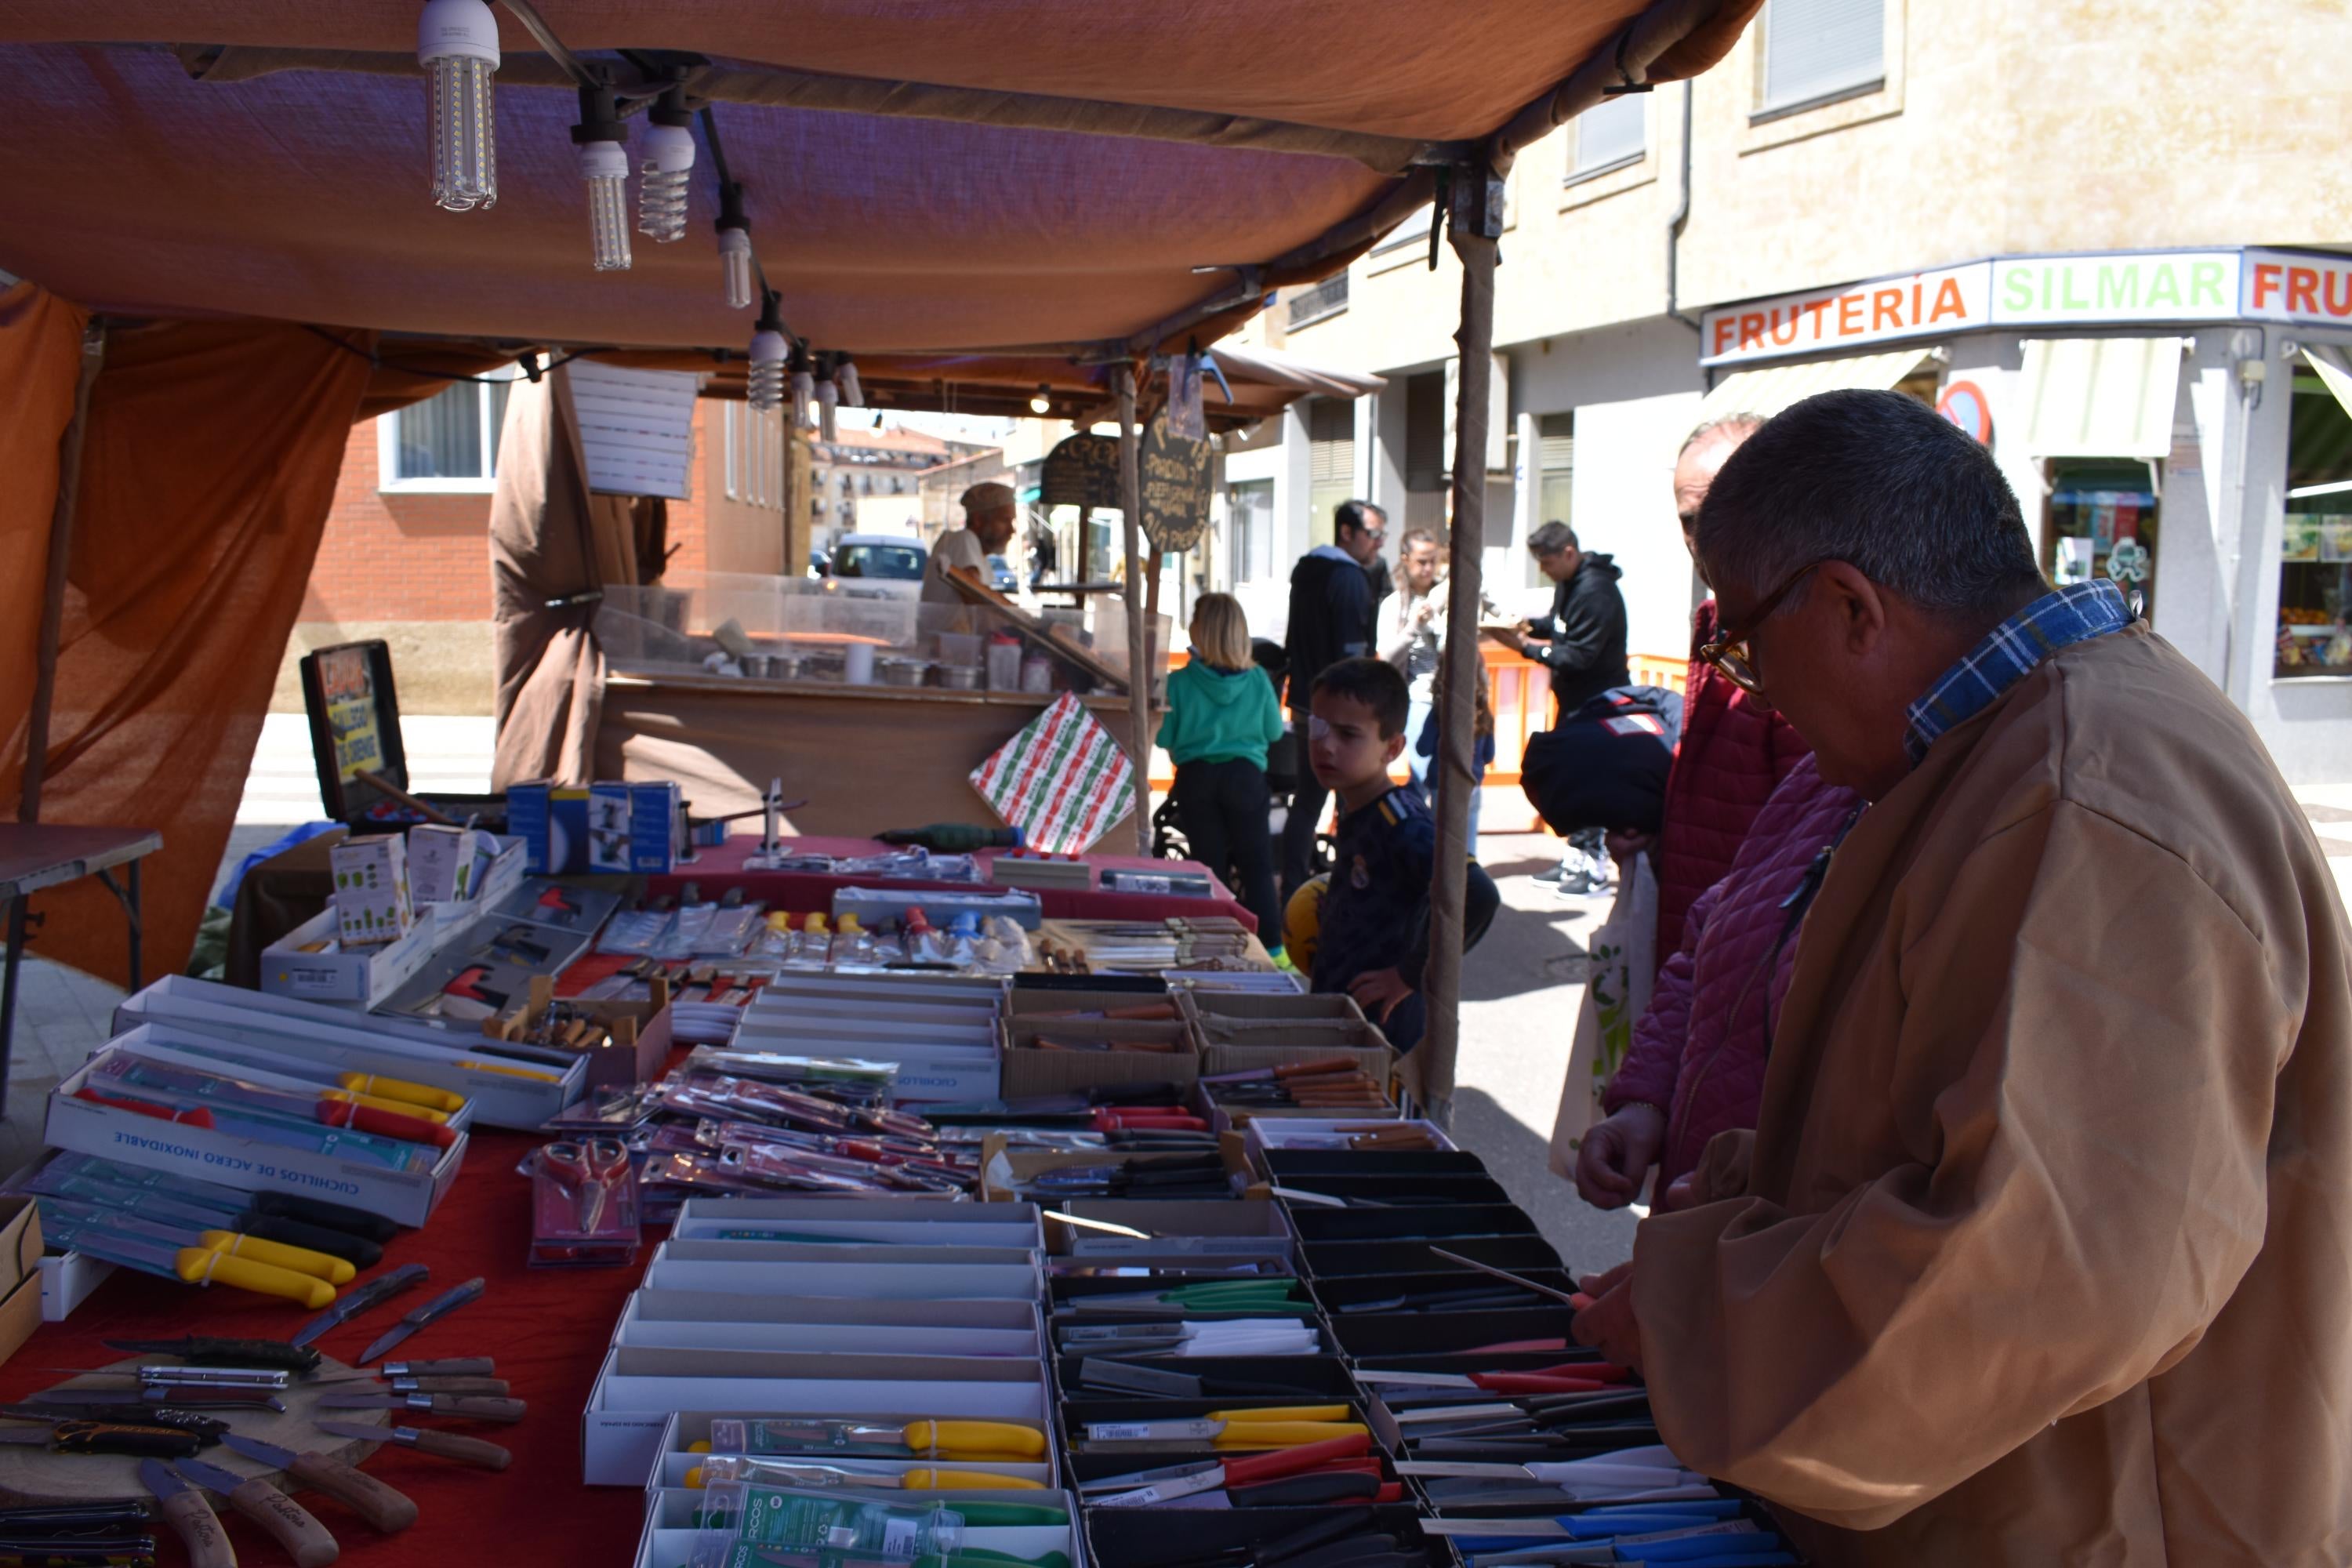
top-left (289, 1263), bottom-right (429, 1352)
top-left (169, 1457), bottom-right (338, 1568)
top-left (137, 1458), bottom-right (233, 1568)
top-left (218, 1433), bottom-right (416, 1533)
top-left (358, 1278), bottom-right (484, 1364)
top-left (311, 1420), bottom-right (510, 1472)
top-left (313, 1393), bottom-right (523, 1424)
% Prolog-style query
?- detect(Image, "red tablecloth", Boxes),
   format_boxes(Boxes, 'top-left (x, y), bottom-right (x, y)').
top-left (2, 1127), bottom-right (646, 1566)
top-left (648, 836), bottom-right (1254, 931)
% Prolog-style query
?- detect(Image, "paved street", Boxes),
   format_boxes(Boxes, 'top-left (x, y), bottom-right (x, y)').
top-left (16, 710), bottom-right (2352, 1276)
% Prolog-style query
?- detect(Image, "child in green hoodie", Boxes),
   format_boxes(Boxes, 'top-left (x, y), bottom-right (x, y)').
top-left (1158, 593), bottom-right (1287, 958)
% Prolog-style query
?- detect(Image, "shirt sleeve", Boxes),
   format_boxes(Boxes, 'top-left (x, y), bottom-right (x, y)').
top-left (1257, 671), bottom-right (1286, 750)
top-left (1535, 579), bottom-right (1626, 674)
top-left (1630, 802), bottom-right (2284, 1530)
top-left (1377, 593), bottom-right (1415, 666)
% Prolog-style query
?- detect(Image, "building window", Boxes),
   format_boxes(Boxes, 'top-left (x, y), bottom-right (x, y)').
top-left (1287, 274), bottom-right (1350, 331)
top-left (1757, 0), bottom-right (1885, 118)
top-left (2043, 463), bottom-right (2160, 622)
top-left (2277, 364), bottom-right (2352, 679)
top-left (379, 369), bottom-right (514, 491)
top-left (1305, 398), bottom-right (1358, 546)
top-left (1229, 479), bottom-right (1275, 587)
top-left (1570, 95), bottom-right (1645, 180)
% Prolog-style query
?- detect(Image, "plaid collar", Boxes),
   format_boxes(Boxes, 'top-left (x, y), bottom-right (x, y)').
top-left (1904, 581), bottom-right (2133, 765)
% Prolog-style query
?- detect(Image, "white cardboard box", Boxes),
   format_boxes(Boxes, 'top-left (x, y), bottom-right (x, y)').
top-left (99, 1025), bottom-right (479, 1135)
top-left (641, 1410), bottom-right (1056, 1494)
top-left (667, 1198), bottom-right (1041, 1250)
top-left (583, 1347), bottom-right (1048, 1485)
top-left (615, 1291), bottom-right (1043, 1359)
top-left (633, 1482), bottom-right (1076, 1568)
top-left (115, 975), bottom-right (586, 1130)
top-left (328, 835), bottom-right (413, 947)
top-left (259, 905), bottom-right (441, 1009)
top-left (407, 825), bottom-right (498, 906)
top-left (45, 1027), bottom-right (468, 1227)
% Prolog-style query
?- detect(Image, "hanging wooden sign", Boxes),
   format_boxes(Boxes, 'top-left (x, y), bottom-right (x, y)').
top-left (1139, 412), bottom-right (1213, 551)
top-left (1040, 434), bottom-right (1123, 510)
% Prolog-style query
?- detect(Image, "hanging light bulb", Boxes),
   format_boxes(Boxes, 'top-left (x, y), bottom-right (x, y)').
top-left (715, 183), bottom-right (755, 310)
top-left (746, 296), bottom-right (788, 412)
top-left (836, 358), bottom-right (863, 409)
top-left (419, 0), bottom-right (499, 211)
top-left (572, 80), bottom-right (630, 271)
top-left (637, 85), bottom-right (695, 244)
top-left (816, 363), bottom-right (840, 442)
top-left (1029, 384), bottom-right (1052, 415)
top-left (789, 348), bottom-right (816, 431)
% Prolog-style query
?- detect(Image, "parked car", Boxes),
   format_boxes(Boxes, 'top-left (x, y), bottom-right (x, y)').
top-left (805, 547), bottom-right (831, 579)
top-left (986, 554), bottom-right (1019, 593)
top-left (830, 534), bottom-right (927, 581)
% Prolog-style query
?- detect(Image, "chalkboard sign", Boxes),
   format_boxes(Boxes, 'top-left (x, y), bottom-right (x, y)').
top-left (1139, 412), bottom-right (1212, 551)
top-left (1040, 434), bottom-right (1122, 510)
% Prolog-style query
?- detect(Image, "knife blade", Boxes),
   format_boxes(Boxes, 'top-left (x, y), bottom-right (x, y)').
top-left (169, 1457), bottom-right (338, 1568)
top-left (314, 1392), bottom-right (523, 1424)
top-left (359, 1277), bottom-right (484, 1364)
top-left (289, 1262), bottom-right (430, 1352)
top-left (219, 1433), bottom-right (416, 1534)
top-left (28, 1386), bottom-right (287, 1413)
top-left (138, 1458), bottom-right (233, 1568)
top-left (313, 1420), bottom-right (511, 1472)
top-left (0, 1420), bottom-right (201, 1458)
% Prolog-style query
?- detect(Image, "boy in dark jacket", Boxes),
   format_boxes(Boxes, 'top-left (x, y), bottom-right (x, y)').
top-left (1298, 657), bottom-right (1498, 1053)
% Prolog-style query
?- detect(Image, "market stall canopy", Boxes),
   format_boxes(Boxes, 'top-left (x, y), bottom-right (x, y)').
top-left (0, 0), bottom-right (1760, 362)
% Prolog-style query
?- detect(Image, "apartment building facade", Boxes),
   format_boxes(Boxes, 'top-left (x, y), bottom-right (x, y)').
top-left (1223, 0), bottom-right (2352, 779)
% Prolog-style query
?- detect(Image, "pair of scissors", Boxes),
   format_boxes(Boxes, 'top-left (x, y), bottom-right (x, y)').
top-left (542, 1138), bottom-right (629, 1232)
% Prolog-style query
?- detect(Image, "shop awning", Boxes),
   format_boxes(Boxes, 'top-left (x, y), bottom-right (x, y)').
top-left (2016, 337), bottom-right (2187, 459)
top-left (1694, 347), bottom-right (1936, 424)
top-left (2301, 345), bottom-right (2352, 426)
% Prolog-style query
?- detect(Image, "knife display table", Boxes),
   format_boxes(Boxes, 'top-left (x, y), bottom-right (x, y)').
top-left (0, 1126), bottom-right (643, 1566)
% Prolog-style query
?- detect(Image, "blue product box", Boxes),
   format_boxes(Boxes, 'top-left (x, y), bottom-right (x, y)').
top-left (508, 782), bottom-right (593, 874)
top-left (506, 782), bottom-right (550, 874)
top-left (629, 782), bottom-right (680, 873)
top-left (588, 783), bottom-right (634, 873)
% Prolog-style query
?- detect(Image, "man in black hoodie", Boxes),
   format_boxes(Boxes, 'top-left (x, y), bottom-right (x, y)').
top-left (1502, 521), bottom-right (1628, 719)
top-left (1279, 499), bottom-right (1385, 899)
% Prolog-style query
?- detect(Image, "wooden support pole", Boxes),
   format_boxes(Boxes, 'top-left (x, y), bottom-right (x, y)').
top-left (20, 321), bottom-right (106, 825)
top-left (1114, 363), bottom-right (1153, 855)
top-left (1417, 169), bottom-right (1504, 1125)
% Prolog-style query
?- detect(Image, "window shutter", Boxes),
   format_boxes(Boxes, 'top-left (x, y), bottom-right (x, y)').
top-left (1761, 0), bottom-right (1884, 111)
top-left (569, 362), bottom-right (699, 499)
top-left (1538, 412), bottom-right (1574, 474)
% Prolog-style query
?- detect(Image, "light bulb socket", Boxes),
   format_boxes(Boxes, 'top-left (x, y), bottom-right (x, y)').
top-left (571, 80), bottom-right (626, 147)
top-left (715, 182), bottom-right (751, 240)
top-left (649, 83), bottom-right (694, 130)
top-left (419, 0), bottom-right (500, 67)
top-left (757, 296), bottom-right (789, 340)
top-left (579, 140), bottom-right (629, 180)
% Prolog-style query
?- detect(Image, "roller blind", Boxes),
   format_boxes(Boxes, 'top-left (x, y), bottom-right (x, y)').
top-left (1760, 0), bottom-right (1884, 112)
top-left (1574, 94), bottom-right (1646, 173)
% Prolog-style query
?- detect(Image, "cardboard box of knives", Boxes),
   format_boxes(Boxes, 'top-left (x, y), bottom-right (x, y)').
top-left (978, 1134), bottom-right (1261, 1203)
top-left (1087, 1504), bottom-right (1448, 1568)
top-left (483, 973), bottom-right (673, 1091)
top-left (635, 1475), bottom-right (1085, 1568)
top-left (42, 1024), bottom-right (470, 1226)
top-left (115, 974), bottom-right (588, 1129)
top-left (733, 975), bottom-right (1007, 1104)
top-left (1197, 1041), bottom-right (1402, 1132)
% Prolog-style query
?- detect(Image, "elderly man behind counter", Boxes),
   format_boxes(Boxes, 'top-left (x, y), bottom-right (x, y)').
top-left (921, 481), bottom-right (1019, 605)
top-left (1569, 390), bottom-right (2352, 1564)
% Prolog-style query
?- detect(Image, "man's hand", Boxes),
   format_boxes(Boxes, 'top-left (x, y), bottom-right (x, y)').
top-left (1604, 828), bottom-right (1657, 866)
top-left (1346, 967), bottom-right (1414, 1023)
top-left (1487, 625), bottom-right (1528, 655)
top-left (1574, 1104), bottom-right (1666, 1210)
top-left (1570, 1262), bottom-right (1645, 1374)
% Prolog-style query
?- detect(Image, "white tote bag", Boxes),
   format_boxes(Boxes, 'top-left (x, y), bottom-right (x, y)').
top-left (1548, 854), bottom-right (1659, 1178)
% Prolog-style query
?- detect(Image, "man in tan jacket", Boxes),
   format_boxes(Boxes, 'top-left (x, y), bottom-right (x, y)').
top-left (1570, 389), bottom-right (2352, 1564)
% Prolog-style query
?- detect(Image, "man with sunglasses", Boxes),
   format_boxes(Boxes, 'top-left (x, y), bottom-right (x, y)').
top-left (1570, 389), bottom-right (2352, 1564)
top-left (1279, 499), bottom-right (1386, 898)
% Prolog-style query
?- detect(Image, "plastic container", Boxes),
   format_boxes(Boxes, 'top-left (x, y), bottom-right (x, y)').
top-left (939, 632), bottom-right (983, 667)
top-left (1021, 655), bottom-right (1054, 694)
top-left (844, 643), bottom-right (877, 684)
top-left (988, 635), bottom-right (1023, 691)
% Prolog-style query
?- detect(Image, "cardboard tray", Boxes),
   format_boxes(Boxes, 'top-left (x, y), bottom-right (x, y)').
top-left (1258, 1148), bottom-right (1489, 1180)
top-left (484, 974), bottom-right (674, 1090)
top-left (1052, 1351), bottom-right (1356, 1404)
top-left (669, 1197), bottom-right (1043, 1250)
top-left (1272, 1174), bottom-right (1511, 1207)
top-left (1300, 1234), bottom-right (1564, 1280)
top-left (1282, 1204), bottom-right (1541, 1244)
top-left (1326, 1305), bottom-right (1579, 1359)
top-left (616, 1289), bottom-right (1045, 1359)
top-left (1058, 1395), bottom-right (1375, 1478)
top-left (1041, 1198), bottom-right (1291, 1262)
top-left (1087, 1505), bottom-right (1443, 1568)
top-left (1311, 1267), bottom-right (1576, 1318)
top-left (641, 1409), bottom-right (1056, 1494)
top-left (634, 1483), bottom-right (1080, 1568)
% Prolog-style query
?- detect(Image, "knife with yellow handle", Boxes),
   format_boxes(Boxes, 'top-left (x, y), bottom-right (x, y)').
top-left (336, 1073), bottom-right (465, 1114)
top-left (177, 1246), bottom-right (337, 1308)
top-left (201, 1230), bottom-right (355, 1286)
top-left (321, 1089), bottom-right (451, 1124)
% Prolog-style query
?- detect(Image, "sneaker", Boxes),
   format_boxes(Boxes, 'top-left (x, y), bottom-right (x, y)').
top-left (1552, 866), bottom-right (1595, 897)
top-left (1534, 859), bottom-right (1570, 885)
top-left (1270, 949), bottom-right (1299, 975)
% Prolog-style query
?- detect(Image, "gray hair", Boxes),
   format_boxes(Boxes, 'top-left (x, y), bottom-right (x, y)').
top-left (1679, 413), bottom-right (1765, 460)
top-left (1695, 390), bottom-right (2045, 619)
top-left (1526, 521), bottom-right (1576, 556)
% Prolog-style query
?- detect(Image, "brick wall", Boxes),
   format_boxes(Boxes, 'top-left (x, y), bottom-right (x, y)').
top-left (300, 423), bottom-right (496, 622)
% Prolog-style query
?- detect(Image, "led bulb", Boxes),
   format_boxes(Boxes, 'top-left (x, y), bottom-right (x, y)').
top-left (579, 140), bottom-right (630, 271)
top-left (1029, 385), bottom-right (1052, 415)
top-left (637, 103), bottom-right (695, 245)
top-left (717, 227), bottom-right (755, 310)
top-left (791, 368), bottom-right (815, 430)
top-left (836, 360), bottom-right (863, 408)
top-left (419, 0), bottom-right (499, 212)
top-left (817, 376), bottom-right (840, 442)
top-left (747, 329), bottom-right (788, 411)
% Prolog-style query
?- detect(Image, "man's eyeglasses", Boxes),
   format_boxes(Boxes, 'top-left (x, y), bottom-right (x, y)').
top-left (1697, 559), bottom-right (1832, 696)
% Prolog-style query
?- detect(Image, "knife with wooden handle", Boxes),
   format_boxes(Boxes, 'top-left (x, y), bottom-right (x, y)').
top-left (220, 1432), bottom-right (417, 1533)
top-left (174, 1456), bottom-right (339, 1567)
top-left (140, 1457), bottom-right (238, 1568)
top-left (314, 1418), bottom-right (512, 1472)
top-left (314, 1392), bottom-right (524, 1423)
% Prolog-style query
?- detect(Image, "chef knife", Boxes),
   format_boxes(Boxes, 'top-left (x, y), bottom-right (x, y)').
top-left (137, 1458), bottom-right (234, 1568)
top-left (169, 1457), bottom-right (338, 1568)
top-left (218, 1434), bottom-right (416, 1533)
top-left (289, 1263), bottom-right (428, 1352)
top-left (314, 1392), bottom-right (524, 1424)
top-left (311, 1420), bottom-right (510, 1472)
top-left (358, 1277), bottom-right (484, 1364)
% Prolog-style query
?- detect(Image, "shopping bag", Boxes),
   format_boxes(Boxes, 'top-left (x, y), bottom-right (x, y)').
top-left (970, 692), bottom-right (1138, 855)
top-left (1548, 852), bottom-right (1658, 1178)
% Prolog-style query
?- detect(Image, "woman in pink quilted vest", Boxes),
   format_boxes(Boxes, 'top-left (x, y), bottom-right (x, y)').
top-left (1576, 753), bottom-right (1860, 1210)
